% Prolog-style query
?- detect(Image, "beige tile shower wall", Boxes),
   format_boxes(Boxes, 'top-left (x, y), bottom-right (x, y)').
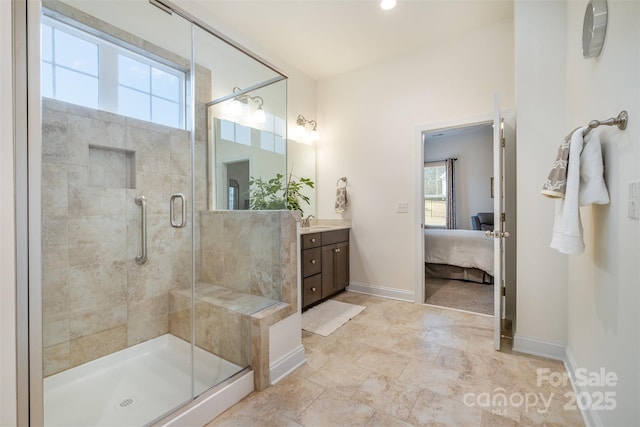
top-left (170, 210), bottom-right (298, 375)
top-left (199, 210), bottom-right (282, 301)
top-left (169, 290), bottom-right (252, 367)
top-left (41, 90), bottom-right (209, 376)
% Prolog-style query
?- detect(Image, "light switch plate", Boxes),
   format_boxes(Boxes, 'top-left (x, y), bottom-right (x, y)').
top-left (397, 202), bottom-right (408, 213)
top-left (628, 181), bottom-right (640, 220)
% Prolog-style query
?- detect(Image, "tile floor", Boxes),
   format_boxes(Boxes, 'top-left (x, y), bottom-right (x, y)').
top-left (206, 292), bottom-right (584, 426)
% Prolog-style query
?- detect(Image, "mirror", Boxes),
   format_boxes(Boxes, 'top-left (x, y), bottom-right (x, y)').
top-left (207, 81), bottom-right (317, 217)
top-left (207, 80), bottom-right (287, 211)
top-left (287, 139), bottom-right (316, 217)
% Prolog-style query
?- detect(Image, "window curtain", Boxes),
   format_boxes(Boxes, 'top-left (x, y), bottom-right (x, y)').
top-left (445, 158), bottom-right (456, 229)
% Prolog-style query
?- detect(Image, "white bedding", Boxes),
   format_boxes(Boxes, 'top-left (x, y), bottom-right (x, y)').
top-left (424, 229), bottom-right (494, 276)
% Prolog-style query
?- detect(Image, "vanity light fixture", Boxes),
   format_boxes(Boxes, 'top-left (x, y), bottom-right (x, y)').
top-left (296, 114), bottom-right (319, 143)
top-left (228, 86), bottom-right (267, 123)
top-left (380, 0), bottom-right (397, 10)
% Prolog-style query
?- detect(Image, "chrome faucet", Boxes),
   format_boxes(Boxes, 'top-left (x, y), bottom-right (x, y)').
top-left (302, 215), bottom-right (315, 228)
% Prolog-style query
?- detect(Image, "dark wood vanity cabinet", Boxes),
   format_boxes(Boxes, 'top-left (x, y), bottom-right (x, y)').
top-left (301, 229), bottom-right (350, 309)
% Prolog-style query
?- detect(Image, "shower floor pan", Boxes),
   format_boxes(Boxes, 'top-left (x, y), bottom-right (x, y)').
top-left (44, 334), bottom-right (243, 426)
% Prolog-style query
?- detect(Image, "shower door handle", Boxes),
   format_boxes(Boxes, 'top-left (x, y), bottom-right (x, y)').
top-left (135, 195), bottom-right (147, 265)
top-left (170, 193), bottom-right (187, 228)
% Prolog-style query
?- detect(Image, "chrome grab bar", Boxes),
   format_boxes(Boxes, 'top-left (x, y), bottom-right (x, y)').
top-left (170, 193), bottom-right (187, 228)
top-left (135, 195), bottom-right (147, 265)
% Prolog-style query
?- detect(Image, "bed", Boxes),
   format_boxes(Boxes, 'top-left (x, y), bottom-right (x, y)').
top-left (424, 229), bottom-right (494, 284)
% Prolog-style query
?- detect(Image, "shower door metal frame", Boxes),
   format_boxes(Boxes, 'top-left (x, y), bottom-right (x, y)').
top-left (15, 0), bottom-right (45, 425)
top-left (149, 0), bottom-right (287, 80)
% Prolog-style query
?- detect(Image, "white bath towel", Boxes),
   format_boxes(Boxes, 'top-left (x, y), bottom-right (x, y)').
top-left (578, 130), bottom-right (609, 206)
top-left (550, 128), bottom-right (609, 255)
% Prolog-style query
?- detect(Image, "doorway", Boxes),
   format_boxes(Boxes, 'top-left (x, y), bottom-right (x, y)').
top-left (415, 112), bottom-right (516, 337)
top-left (422, 122), bottom-right (495, 315)
top-left (226, 160), bottom-right (250, 210)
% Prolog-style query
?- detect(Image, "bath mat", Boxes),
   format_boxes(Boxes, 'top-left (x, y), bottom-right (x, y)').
top-left (302, 300), bottom-right (365, 336)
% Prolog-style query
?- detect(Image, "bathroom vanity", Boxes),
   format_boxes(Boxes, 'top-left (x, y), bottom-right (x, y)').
top-left (300, 226), bottom-right (350, 310)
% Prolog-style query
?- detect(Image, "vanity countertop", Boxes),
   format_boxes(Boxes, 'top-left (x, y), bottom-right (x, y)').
top-left (299, 219), bottom-right (351, 235)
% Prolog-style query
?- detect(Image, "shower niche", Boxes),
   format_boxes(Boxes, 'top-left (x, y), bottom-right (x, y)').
top-left (88, 146), bottom-right (135, 189)
top-left (36, 0), bottom-right (294, 425)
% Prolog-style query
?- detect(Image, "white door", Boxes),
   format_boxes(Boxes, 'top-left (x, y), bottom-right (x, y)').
top-left (492, 96), bottom-right (507, 350)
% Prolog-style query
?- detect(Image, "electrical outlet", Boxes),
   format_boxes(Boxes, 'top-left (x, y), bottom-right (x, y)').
top-left (397, 202), bottom-right (408, 213)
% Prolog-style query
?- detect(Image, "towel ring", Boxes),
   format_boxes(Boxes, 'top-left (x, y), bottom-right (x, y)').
top-left (337, 177), bottom-right (347, 187)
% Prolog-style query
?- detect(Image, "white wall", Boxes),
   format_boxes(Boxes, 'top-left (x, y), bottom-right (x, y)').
top-left (1, 0), bottom-right (17, 424)
top-left (424, 127), bottom-right (494, 230)
top-left (513, 0), bottom-right (569, 352)
top-left (515, 0), bottom-right (639, 424)
top-left (316, 19), bottom-right (514, 296)
top-left (564, 1), bottom-right (639, 425)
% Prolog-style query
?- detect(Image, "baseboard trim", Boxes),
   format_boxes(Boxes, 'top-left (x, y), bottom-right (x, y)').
top-left (564, 348), bottom-right (602, 427)
top-left (512, 334), bottom-right (566, 361)
top-left (270, 344), bottom-right (306, 385)
top-left (512, 337), bottom-right (597, 427)
top-left (347, 281), bottom-right (414, 302)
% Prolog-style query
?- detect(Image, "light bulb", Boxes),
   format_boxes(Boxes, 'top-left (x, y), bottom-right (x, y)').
top-left (309, 129), bottom-right (320, 142)
top-left (296, 124), bottom-right (306, 140)
top-left (380, 0), bottom-right (396, 10)
top-left (254, 107), bottom-right (266, 124)
top-left (227, 99), bottom-right (243, 116)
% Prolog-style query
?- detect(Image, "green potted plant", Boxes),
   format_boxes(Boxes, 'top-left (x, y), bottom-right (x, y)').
top-left (248, 173), bottom-right (314, 216)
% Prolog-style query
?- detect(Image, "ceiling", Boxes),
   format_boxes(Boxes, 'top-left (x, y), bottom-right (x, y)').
top-left (190, 0), bottom-right (514, 81)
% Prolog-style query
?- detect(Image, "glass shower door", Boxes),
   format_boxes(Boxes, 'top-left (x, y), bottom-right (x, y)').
top-left (191, 24), bottom-right (288, 392)
top-left (39, 1), bottom-right (196, 425)
top-left (37, 0), bottom-right (290, 424)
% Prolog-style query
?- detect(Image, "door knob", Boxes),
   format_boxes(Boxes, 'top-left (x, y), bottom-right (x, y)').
top-left (486, 230), bottom-right (510, 238)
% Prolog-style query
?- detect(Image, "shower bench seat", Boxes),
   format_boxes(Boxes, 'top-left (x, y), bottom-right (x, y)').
top-left (168, 282), bottom-right (291, 391)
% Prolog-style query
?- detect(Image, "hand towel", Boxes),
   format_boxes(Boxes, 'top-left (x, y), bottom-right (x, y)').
top-left (549, 128), bottom-right (609, 255)
top-left (335, 177), bottom-right (348, 213)
top-left (541, 127), bottom-right (580, 198)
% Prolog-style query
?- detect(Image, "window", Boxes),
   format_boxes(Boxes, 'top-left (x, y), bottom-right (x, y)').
top-left (41, 16), bottom-right (185, 129)
top-left (424, 162), bottom-right (447, 227)
top-left (220, 113), bottom-right (286, 155)
top-left (41, 20), bottom-right (99, 108)
top-left (219, 119), bottom-right (251, 146)
top-left (259, 113), bottom-right (286, 154)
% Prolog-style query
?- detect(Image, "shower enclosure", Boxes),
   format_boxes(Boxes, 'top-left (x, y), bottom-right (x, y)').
top-left (35, 0), bottom-right (287, 424)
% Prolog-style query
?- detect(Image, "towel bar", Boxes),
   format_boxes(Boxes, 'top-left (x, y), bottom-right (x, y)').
top-left (583, 110), bottom-right (628, 136)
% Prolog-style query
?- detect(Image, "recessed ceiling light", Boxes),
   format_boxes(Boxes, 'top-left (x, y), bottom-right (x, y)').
top-left (380, 0), bottom-right (396, 10)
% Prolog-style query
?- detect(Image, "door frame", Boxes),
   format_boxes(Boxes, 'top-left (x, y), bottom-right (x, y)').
top-left (414, 111), bottom-right (516, 327)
